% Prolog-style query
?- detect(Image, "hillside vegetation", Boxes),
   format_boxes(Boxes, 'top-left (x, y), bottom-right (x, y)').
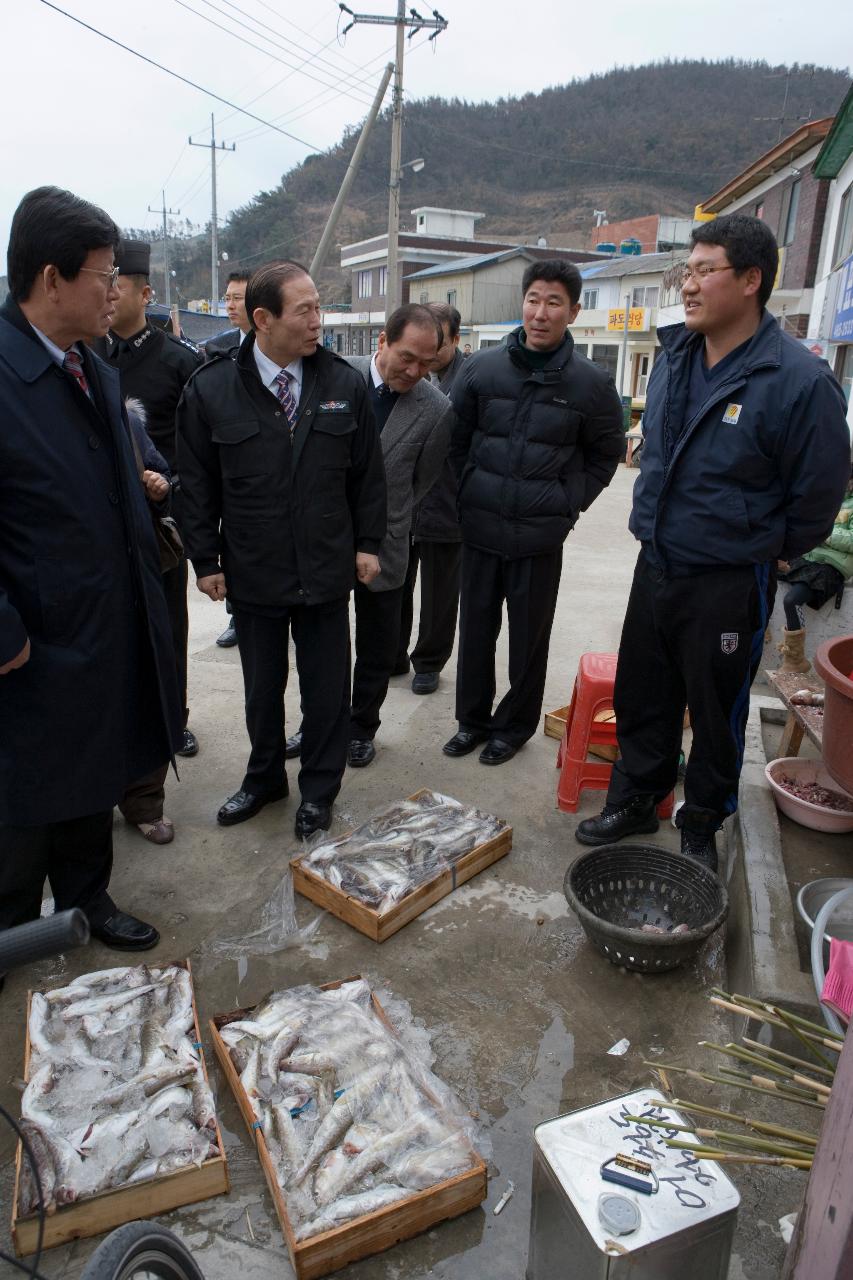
top-left (138, 59), bottom-right (851, 303)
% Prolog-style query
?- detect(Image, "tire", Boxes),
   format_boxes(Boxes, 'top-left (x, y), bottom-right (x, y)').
top-left (79, 1221), bottom-right (205, 1280)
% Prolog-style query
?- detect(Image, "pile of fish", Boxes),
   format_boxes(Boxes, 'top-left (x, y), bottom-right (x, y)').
top-left (19, 964), bottom-right (219, 1214)
top-left (298, 790), bottom-right (506, 915)
top-left (218, 978), bottom-right (477, 1240)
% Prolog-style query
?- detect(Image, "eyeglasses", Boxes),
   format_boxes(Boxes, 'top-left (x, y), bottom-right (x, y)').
top-left (681, 264), bottom-right (737, 284)
top-left (79, 265), bottom-right (121, 287)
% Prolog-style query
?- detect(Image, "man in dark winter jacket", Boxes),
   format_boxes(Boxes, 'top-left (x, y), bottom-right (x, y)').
top-left (445, 259), bottom-right (624, 765)
top-left (0, 186), bottom-right (183, 950)
top-left (178, 260), bottom-right (386, 840)
top-left (577, 214), bottom-right (851, 869)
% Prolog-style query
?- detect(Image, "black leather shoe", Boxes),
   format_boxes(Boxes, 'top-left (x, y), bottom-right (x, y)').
top-left (216, 622), bottom-right (238, 648)
top-left (295, 801), bottom-right (332, 840)
top-left (575, 796), bottom-right (659, 846)
top-left (479, 737), bottom-right (518, 765)
top-left (412, 671), bottom-right (439, 694)
top-left (681, 828), bottom-right (719, 872)
top-left (347, 739), bottom-right (376, 768)
top-left (217, 781), bottom-right (288, 826)
top-left (90, 911), bottom-right (160, 951)
top-left (176, 728), bottom-right (199, 758)
top-left (442, 729), bottom-right (490, 757)
top-left (285, 730), bottom-right (302, 760)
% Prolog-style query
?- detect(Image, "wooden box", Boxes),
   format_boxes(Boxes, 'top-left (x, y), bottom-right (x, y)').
top-left (12, 958), bottom-right (230, 1257)
top-left (291, 789), bottom-right (512, 943)
top-left (210, 976), bottom-right (487, 1280)
top-left (544, 705), bottom-right (618, 761)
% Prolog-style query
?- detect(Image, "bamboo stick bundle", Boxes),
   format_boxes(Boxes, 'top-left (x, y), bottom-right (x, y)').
top-left (698, 1041), bottom-right (832, 1095)
top-left (648, 1097), bottom-right (818, 1148)
top-left (643, 1061), bottom-right (827, 1111)
top-left (709, 989), bottom-right (842, 1055)
top-left (740, 1038), bottom-right (835, 1081)
top-left (622, 1116), bottom-right (813, 1160)
top-left (662, 1141), bottom-right (812, 1171)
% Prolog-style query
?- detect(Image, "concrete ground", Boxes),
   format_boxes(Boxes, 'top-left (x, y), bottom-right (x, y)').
top-left (0, 465), bottom-right (812, 1279)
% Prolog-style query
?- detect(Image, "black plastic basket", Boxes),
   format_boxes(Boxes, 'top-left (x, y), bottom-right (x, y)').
top-left (564, 843), bottom-right (728, 973)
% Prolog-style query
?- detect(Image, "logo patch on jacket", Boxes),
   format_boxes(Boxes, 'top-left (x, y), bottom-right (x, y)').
top-left (722, 403), bottom-right (742, 424)
top-left (721, 632), bottom-right (739, 654)
top-left (318, 400), bottom-right (351, 413)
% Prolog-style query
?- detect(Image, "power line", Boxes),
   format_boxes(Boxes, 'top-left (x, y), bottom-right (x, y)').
top-left (172, 0), bottom-right (377, 109)
top-left (38, 0), bottom-right (322, 150)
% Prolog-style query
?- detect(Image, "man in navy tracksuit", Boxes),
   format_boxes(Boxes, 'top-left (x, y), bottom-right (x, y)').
top-left (577, 214), bottom-right (850, 869)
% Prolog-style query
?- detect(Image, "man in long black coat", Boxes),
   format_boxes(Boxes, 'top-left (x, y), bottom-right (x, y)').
top-left (0, 186), bottom-right (183, 950)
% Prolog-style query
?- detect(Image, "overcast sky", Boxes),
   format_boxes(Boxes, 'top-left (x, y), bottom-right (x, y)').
top-left (2, 0), bottom-right (851, 264)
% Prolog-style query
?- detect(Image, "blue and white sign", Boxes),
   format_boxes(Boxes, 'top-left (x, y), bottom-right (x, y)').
top-left (831, 253), bottom-right (853, 342)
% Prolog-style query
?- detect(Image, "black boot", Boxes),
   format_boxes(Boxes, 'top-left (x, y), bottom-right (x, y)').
top-left (677, 806), bottom-right (720, 872)
top-left (575, 795), bottom-right (659, 846)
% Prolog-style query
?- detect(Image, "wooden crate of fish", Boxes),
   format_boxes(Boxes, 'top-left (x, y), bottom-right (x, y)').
top-left (11, 959), bottom-right (229, 1257)
top-left (209, 975), bottom-right (487, 1280)
top-left (290, 788), bottom-right (512, 942)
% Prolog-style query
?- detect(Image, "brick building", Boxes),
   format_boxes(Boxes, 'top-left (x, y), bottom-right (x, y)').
top-left (589, 213), bottom-right (693, 254)
top-left (699, 118), bottom-right (833, 338)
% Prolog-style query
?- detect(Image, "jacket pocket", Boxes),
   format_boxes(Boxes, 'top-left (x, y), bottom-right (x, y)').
top-left (211, 418), bottom-right (264, 479)
top-left (35, 558), bottom-right (74, 646)
top-left (314, 414), bottom-right (357, 468)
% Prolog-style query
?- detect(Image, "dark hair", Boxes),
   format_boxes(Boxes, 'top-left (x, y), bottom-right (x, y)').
top-left (7, 186), bottom-right (120, 302)
top-left (384, 303), bottom-right (442, 348)
top-left (691, 214), bottom-right (779, 309)
top-left (427, 301), bottom-right (461, 339)
top-left (521, 258), bottom-right (582, 306)
top-left (226, 270), bottom-right (250, 285)
top-left (245, 260), bottom-right (310, 327)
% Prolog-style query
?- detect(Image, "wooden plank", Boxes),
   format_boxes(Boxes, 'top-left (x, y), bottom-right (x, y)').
top-left (766, 668), bottom-right (825, 752)
top-left (782, 1024), bottom-right (853, 1279)
top-left (12, 959), bottom-right (229, 1257)
top-left (543, 706), bottom-right (569, 740)
top-left (779, 713), bottom-right (806, 758)
top-left (210, 979), bottom-right (487, 1280)
top-left (291, 793), bottom-right (512, 943)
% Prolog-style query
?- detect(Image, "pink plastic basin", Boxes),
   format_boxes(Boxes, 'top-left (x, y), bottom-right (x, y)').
top-left (765, 757), bottom-right (853, 834)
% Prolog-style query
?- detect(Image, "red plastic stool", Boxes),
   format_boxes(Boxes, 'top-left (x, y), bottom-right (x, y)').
top-left (556, 652), bottom-right (674, 817)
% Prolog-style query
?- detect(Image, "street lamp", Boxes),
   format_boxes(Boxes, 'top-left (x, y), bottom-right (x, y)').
top-left (386, 157), bottom-right (426, 315)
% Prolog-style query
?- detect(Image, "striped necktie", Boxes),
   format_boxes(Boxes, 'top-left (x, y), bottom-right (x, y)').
top-left (274, 369), bottom-right (298, 436)
top-left (63, 348), bottom-right (91, 399)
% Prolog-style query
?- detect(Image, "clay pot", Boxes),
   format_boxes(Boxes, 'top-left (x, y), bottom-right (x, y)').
top-left (814, 634), bottom-right (853, 794)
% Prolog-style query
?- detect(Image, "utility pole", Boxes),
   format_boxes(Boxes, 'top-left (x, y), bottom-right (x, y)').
top-left (339, 3), bottom-right (447, 314)
top-left (147, 190), bottom-right (180, 309)
top-left (190, 115), bottom-right (236, 312)
top-left (311, 63), bottom-right (394, 281)
top-left (618, 291), bottom-right (631, 402)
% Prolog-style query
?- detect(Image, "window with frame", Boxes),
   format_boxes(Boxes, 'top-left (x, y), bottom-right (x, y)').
top-left (631, 285), bottom-right (659, 308)
top-left (369, 329), bottom-right (379, 353)
top-left (833, 183), bottom-right (853, 268)
top-left (582, 288), bottom-right (598, 309)
top-left (446, 289), bottom-right (457, 307)
top-left (780, 178), bottom-right (801, 247)
top-left (419, 291), bottom-right (429, 304)
top-left (356, 270), bottom-right (373, 299)
top-left (336, 333), bottom-right (343, 353)
top-left (591, 344), bottom-right (618, 380)
top-left (377, 266), bottom-right (387, 297)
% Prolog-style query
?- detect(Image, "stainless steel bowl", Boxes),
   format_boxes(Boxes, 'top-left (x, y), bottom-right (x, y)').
top-left (796, 878), bottom-right (853, 944)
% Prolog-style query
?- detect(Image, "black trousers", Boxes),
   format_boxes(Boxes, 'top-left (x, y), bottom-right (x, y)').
top-left (351, 582), bottom-right (406, 740)
top-left (235, 600), bottom-right (350, 806)
top-left (455, 545), bottom-right (563, 747)
top-left (607, 552), bottom-right (773, 831)
top-left (0, 810), bottom-right (116, 932)
top-left (397, 540), bottom-right (462, 674)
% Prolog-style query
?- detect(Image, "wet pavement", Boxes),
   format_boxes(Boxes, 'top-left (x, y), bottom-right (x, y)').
top-left (0, 467), bottom-right (801, 1278)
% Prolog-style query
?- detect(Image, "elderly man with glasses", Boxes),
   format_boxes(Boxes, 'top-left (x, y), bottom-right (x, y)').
top-left (576, 213), bottom-right (850, 869)
top-left (0, 186), bottom-right (183, 953)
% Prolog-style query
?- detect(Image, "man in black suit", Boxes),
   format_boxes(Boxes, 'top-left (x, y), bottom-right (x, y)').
top-left (0, 187), bottom-right (182, 949)
top-left (178, 261), bottom-right (386, 838)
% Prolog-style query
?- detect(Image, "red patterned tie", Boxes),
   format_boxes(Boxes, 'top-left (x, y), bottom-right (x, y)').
top-left (63, 348), bottom-right (91, 398)
top-left (274, 369), bottom-right (298, 437)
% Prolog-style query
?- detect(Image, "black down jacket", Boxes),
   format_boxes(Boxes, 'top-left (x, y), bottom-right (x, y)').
top-left (449, 328), bottom-right (624, 558)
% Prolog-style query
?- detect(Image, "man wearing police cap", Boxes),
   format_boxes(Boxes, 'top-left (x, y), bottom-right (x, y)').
top-left (92, 239), bottom-right (203, 835)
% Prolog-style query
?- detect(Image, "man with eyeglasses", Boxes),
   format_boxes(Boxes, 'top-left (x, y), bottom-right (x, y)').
top-left (0, 187), bottom-right (183, 953)
top-left (577, 213), bottom-right (850, 869)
